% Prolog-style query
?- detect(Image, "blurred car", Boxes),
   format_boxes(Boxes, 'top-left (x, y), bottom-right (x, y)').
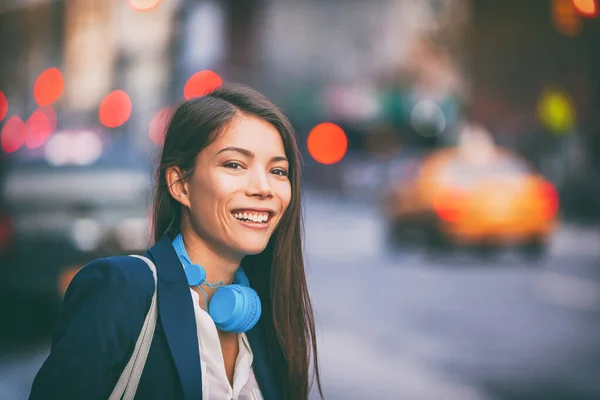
top-left (382, 136), bottom-right (559, 256)
top-left (0, 129), bottom-right (153, 307)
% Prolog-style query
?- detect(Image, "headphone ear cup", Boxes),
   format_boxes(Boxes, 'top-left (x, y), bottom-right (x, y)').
top-left (209, 285), bottom-right (261, 333)
top-left (210, 286), bottom-right (242, 329)
top-left (231, 287), bottom-right (261, 333)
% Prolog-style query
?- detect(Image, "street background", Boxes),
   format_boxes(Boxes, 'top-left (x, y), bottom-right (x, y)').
top-left (1, 0), bottom-right (599, 399)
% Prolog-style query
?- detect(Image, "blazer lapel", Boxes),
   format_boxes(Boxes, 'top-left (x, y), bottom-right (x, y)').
top-left (246, 321), bottom-right (282, 400)
top-left (147, 236), bottom-right (203, 400)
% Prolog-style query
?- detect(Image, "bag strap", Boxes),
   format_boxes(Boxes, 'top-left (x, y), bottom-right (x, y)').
top-left (109, 255), bottom-right (159, 400)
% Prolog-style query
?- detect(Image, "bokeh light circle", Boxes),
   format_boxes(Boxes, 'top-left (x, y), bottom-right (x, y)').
top-left (552, 0), bottom-right (582, 36)
top-left (183, 70), bottom-right (223, 99)
top-left (1, 116), bottom-right (26, 153)
top-left (128, 0), bottom-right (162, 12)
top-left (99, 90), bottom-right (132, 128)
top-left (572, 0), bottom-right (598, 17)
top-left (38, 106), bottom-right (58, 132)
top-left (537, 89), bottom-right (575, 134)
top-left (410, 100), bottom-right (446, 137)
top-left (307, 122), bottom-right (348, 165)
top-left (25, 108), bottom-right (54, 149)
top-left (0, 91), bottom-right (7, 121)
top-left (33, 68), bottom-right (64, 106)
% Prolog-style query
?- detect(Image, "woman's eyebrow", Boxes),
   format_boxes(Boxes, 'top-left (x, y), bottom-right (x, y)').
top-left (217, 146), bottom-right (253, 157)
top-left (216, 146), bottom-right (288, 162)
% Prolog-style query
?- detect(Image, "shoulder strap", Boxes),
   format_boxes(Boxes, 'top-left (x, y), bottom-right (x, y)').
top-left (109, 255), bottom-right (158, 400)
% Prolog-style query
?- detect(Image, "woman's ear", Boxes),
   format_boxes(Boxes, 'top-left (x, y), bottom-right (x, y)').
top-left (166, 166), bottom-right (191, 209)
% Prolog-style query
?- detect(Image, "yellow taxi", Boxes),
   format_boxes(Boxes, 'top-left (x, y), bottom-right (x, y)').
top-left (382, 128), bottom-right (558, 256)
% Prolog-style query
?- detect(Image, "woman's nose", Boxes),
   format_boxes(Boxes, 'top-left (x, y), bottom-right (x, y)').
top-left (246, 170), bottom-right (273, 199)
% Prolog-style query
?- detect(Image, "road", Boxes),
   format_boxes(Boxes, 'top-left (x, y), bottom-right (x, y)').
top-left (2, 191), bottom-right (600, 400)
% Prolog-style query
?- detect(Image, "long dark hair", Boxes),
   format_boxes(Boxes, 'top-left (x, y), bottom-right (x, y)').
top-left (151, 83), bottom-right (323, 399)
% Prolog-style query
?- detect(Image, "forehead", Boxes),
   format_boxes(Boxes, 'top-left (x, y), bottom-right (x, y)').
top-left (211, 114), bottom-right (285, 155)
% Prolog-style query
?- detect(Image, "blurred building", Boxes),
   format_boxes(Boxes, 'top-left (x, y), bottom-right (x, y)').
top-left (0, 0), bottom-right (467, 137)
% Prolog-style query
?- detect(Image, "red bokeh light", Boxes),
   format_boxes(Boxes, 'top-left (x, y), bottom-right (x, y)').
top-left (25, 108), bottom-right (54, 149)
top-left (148, 106), bottom-right (173, 145)
top-left (539, 181), bottom-right (560, 219)
top-left (183, 70), bottom-right (223, 99)
top-left (307, 122), bottom-right (348, 165)
top-left (0, 91), bottom-right (7, 121)
top-left (128, 0), bottom-right (162, 12)
top-left (1, 116), bottom-right (26, 153)
top-left (38, 106), bottom-right (58, 131)
top-left (33, 67), bottom-right (64, 106)
top-left (99, 90), bottom-right (132, 128)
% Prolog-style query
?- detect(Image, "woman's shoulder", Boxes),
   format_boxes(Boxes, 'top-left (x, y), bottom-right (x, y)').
top-left (66, 254), bottom-right (155, 300)
top-left (31, 255), bottom-right (160, 399)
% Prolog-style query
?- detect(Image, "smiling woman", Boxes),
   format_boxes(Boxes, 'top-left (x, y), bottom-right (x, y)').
top-left (30, 84), bottom-right (323, 400)
top-left (166, 114), bottom-right (292, 262)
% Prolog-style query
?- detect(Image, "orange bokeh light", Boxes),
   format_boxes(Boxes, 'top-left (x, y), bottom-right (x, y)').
top-left (1, 116), bottom-right (26, 153)
top-left (0, 91), bottom-right (7, 121)
top-left (307, 122), bottom-right (348, 165)
top-left (572, 0), bottom-right (598, 16)
top-left (128, 0), bottom-right (162, 12)
top-left (33, 67), bottom-right (64, 106)
top-left (183, 70), bottom-right (223, 99)
top-left (553, 0), bottom-right (582, 36)
top-left (149, 106), bottom-right (173, 145)
top-left (25, 108), bottom-right (54, 149)
top-left (99, 90), bottom-right (132, 128)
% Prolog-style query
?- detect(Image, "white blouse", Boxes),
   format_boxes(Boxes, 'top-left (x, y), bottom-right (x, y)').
top-left (189, 288), bottom-right (264, 400)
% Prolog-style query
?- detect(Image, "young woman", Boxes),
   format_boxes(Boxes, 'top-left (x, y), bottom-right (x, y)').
top-left (30, 83), bottom-right (323, 400)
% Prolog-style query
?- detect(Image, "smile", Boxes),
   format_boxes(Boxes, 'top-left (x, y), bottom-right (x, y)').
top-left (231, 210), bottom-right (272, 229)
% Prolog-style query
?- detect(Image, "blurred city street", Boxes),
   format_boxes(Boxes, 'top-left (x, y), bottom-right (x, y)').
top-left (304, 192), bottom-right (600, 400)
top-left (1, 190), bottom-right (599, 400)
top-left (1, 0), bottom-right (600, 399)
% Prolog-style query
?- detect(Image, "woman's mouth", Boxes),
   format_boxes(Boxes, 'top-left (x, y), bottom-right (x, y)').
top-left (231, 210), bottom-right (272, 229)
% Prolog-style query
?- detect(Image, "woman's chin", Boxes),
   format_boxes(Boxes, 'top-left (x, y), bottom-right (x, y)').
top-left (235, 240), bottom-right (270, 256)
top-left (242, 245), bottom-right (269, 256)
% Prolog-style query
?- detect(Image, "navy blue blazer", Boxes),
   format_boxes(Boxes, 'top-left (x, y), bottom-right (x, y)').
top-left (29, 236), bottom-right (282, 400)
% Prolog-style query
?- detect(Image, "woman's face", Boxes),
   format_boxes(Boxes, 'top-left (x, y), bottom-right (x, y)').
top-left (177, 114), bottom-right (292, 259)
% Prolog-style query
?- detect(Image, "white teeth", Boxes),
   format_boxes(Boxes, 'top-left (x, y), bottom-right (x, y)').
top-left (233, 211), bottom-right (269, 223)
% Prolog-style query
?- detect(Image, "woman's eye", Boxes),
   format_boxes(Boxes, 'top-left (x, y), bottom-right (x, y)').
top-left (271, 168), bottom-right (288, 177)
top-left (223, 162), bottom-right (243, 170)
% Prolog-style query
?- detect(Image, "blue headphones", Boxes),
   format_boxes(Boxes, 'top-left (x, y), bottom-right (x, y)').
top-left (171, 233), bottom-right (261, 333)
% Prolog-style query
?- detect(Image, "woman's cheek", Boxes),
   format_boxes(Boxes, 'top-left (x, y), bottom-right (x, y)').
top-left (213, 172), bottom-right (244, 194)
top-left (279, 181), bottom-right (292, 207)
